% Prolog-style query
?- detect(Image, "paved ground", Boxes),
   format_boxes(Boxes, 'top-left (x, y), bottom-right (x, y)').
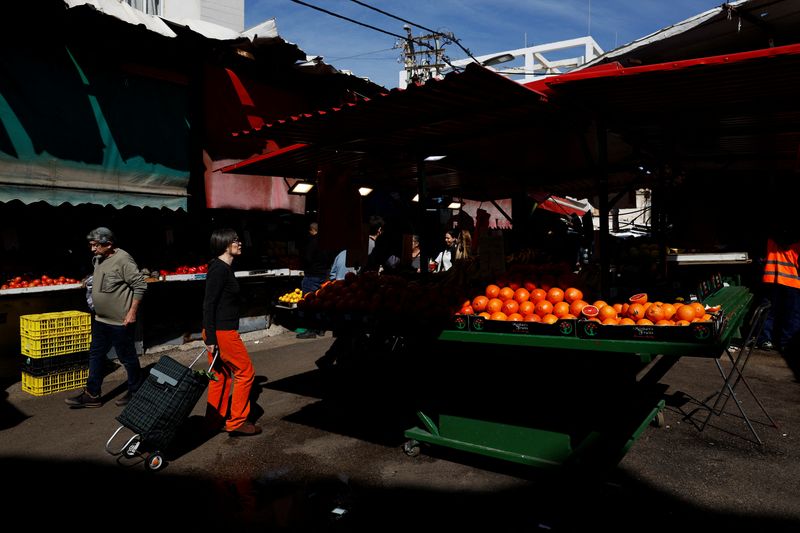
top-left (1, 328), bottom-right (798, 532)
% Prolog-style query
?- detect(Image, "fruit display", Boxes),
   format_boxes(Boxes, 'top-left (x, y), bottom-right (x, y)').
top-left (1, 275), bottom-right (80, 290)
top-left (158, 264), bottom-right (208, 276)
top-left (278, 288), bottom-right (303, 305)
top-left (298, 271), bottom-right (465, 326)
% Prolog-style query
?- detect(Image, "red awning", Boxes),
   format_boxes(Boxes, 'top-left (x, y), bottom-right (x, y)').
top-left (530, 193), bottom-right (590, 217)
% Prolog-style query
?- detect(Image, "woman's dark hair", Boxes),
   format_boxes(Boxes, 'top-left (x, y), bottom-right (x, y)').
top-left (210, 228), bottom-right (238, 257)
top-left (446, 228), bottom-right (459, 240)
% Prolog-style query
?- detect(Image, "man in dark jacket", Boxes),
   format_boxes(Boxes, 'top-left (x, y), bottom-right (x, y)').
top-left (298, 222), bottom-right (330, 339)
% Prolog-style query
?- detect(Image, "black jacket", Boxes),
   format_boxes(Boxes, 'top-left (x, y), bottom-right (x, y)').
top-left (202, 258), bottom-right (240, 345)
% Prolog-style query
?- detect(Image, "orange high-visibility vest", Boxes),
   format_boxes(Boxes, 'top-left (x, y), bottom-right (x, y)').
top-left (762, 238), bottom-right (800, 289)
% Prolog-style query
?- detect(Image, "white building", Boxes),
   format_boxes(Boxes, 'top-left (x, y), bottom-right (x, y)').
top-left (125, 0), bottom-right (244, 32)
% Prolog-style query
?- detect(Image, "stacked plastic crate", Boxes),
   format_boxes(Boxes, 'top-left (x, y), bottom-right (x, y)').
top-left (20, 311), bottom-right (92, 396)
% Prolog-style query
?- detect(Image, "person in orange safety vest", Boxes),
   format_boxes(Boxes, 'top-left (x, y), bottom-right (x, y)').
top-left (758, 233), bottom-right (800, 352)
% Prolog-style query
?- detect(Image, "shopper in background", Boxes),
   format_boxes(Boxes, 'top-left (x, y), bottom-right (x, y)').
top-left (330, 248), bottom-right (358, 281)
top-left (65, 227), bottom-right (146, 408)
top-left (758, 229), bottom-right (800, 353)
top-left (298, 222), bottom-right (330, 339)
top-left (202, 228), bottom-right (261, 436)
top-left (410, 235), bottom-right (421, 272)
top-left (433, 229), bottom-right (459, 272)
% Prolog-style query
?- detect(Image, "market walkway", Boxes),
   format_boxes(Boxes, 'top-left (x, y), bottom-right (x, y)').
top-left (1, 328), bottom-right (798, 531)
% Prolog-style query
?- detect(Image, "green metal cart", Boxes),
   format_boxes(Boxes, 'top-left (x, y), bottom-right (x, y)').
top-left (403, 285), bottom-right (756, 468)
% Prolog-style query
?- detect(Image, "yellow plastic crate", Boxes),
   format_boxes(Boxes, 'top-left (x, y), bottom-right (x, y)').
top-left (21, 332), bottom-right (92, 358)
top-left (20, 311), bottom-right (91, 338)
top-left (21, 367), bottom-right (89, 396)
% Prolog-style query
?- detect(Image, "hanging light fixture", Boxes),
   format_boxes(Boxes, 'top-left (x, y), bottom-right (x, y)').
top-left (287, 181), bottom-right (315, 195)
top-left (358, 187), bottom-right (373, 196)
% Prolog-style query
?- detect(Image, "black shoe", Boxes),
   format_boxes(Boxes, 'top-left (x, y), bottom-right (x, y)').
top-left (760, 341), bottom-right (774, 351)
top-left (65, 389), bottom-right (102, 408)
top-left (296, 331), bottom-right (317, 339)
top-left (114, 392), bottom-right (133, 407)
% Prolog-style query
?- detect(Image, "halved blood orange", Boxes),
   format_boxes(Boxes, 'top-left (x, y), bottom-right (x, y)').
top-left (629, 293), bottom-right (648, 304)
top-left (581, 304), bottom-right (600, 319)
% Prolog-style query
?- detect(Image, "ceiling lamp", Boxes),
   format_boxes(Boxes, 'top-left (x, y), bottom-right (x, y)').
top-left (447, 201), bottom-right (462, 210)
top-left (358, 187), bottom-right (373, 196)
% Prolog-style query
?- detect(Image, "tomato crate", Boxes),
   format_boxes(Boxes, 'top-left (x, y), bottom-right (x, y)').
top-left (21, 367), bottom-right (89, 396)
top-left (20, 311), bottom-right (91, 338)
top-left (21, 331), bottom-right (92, 357)
top-left (20, 351), bottom-right (90, 376)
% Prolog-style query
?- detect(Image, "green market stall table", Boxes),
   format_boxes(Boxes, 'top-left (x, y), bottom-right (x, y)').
top-left (403, 285), bottom-right (775, 468)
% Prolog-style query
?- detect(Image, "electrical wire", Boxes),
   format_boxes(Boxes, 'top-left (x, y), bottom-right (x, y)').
top-left (288, 0), bottom-right (437, 53)
top-left (347, 0), bottom-right (480, 64)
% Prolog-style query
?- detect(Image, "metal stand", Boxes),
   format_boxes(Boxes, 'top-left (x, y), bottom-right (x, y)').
top-left (699, 302), bottom-right (779, 444)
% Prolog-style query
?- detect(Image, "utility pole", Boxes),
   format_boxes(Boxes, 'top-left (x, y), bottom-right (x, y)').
top-left (399, 25), bottom-right (449, 88)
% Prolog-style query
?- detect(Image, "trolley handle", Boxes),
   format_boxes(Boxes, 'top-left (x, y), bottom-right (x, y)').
top-left (189, 347), bottom-right (219, 373)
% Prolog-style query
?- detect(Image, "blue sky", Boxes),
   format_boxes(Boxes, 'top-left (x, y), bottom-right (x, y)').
top-left (245, 1), bottom-right (722, 88)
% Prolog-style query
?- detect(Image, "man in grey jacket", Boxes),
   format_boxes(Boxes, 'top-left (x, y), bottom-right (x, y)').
top-left (66, 227), bottom-right (147, 408)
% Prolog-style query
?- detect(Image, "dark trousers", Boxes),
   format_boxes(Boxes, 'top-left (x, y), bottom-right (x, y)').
top-left (86, 320), bottom-right (141, 396)
top-left (759, 284), bottom-right (800, 350)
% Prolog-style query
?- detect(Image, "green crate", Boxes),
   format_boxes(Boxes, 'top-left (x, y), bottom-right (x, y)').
top-left (21, 332), bottom-right (92, 358)
top-left (21, 367), bottom-right (89, 396)
top-left (20, 311), bottom-right (91, 338)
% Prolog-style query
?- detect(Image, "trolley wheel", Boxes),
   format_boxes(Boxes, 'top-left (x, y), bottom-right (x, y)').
top-left (403, 439), bottom-right (421, 457)
top-left (651, 410), bottom-right (665, 428)
top-left (123, 436), bottom-right (141, 457)
top-left (146, 453), bottom-right (165, 471)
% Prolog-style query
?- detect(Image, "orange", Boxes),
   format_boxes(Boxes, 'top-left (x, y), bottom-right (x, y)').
top-left (459, 305), bottom-right (474, 315)
top-left (523, 313), bottom-right (541, 322)
top-left (486, 298), bottom-right (504, 314)
top-left (485, 284), bottom-right (501, 299)
top-left (593, 300), bottom-right (608, 309)
top-left (499, 287), bottom-right (515, 301)
top-left (471, 295), bottom-right (489, 312)
top-left (541, 313), bottom-right (559, 324)
top-left (561, 313), bottom-right (577, 319)
top-left (636, 318), bottom-right (654, 325)
top-left (489, 311), bottom-right (508, 321)
top-left (612, 303), bottom-right (624, 314)
top-left (507, 313), bottom-right (524, 321)
top-left (644, 304), bottom-right (664, 323)
top-left (619, 317), bottom-right (636, 325)
top-left (581, 304), bottom-right (600, 318)
top-left (675, 319), bottom-right (691, 326)
top-left (629, 293), bottom-right (648, 304)
top-left (535, 300), bottom-right (554, 317)
top-left (655, 319), bottom-right (674, 326)
top-left (599, 305), bottom-right (618, 321)
top-left (530, 288), bottom-right (547, 303)
top-left (570, 299), bottom-right (589, 317)
top-left (524, 281), bottom-right (537, 292)
top-left (501, 300), bottom-right (519, 315)
top-left (546, 287), bottom-right (565, 304)
top-left (627, 303), bottom-right (645, 320)
top-left (513, 288), bottom-right (531, 303)
top-left (564, 287), bottom-right (583, 303)
top-left (519, 301), bottom-right (535, 316)
top-left (675, 304), bottom-right (696, 322)
top-left (660, 303), bottom-right (676, 321)
top-left (479, 312), bottom-right (491, 319)
top-left (602, 317), bottom-right (619, 325)
top-left (691, 302), bottom-right (706, 319)
top-left (553, 301), bottom-right (570, 318)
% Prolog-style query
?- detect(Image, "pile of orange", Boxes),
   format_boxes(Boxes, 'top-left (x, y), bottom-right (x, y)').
top-left (459, 282), bottom-right (587, 323)
top-left (576, 293), bottom-right (716, 326)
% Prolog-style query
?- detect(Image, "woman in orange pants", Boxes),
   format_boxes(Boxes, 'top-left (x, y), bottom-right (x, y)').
top-left (202, 228), bottom-right (261, 436)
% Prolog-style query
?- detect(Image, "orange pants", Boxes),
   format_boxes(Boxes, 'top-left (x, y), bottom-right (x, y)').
top-left (203, 329), bottom-right (255, 431)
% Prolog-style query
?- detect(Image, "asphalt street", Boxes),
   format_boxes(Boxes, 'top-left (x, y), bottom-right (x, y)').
top-left (1, 327), bottom-right (798, 532)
